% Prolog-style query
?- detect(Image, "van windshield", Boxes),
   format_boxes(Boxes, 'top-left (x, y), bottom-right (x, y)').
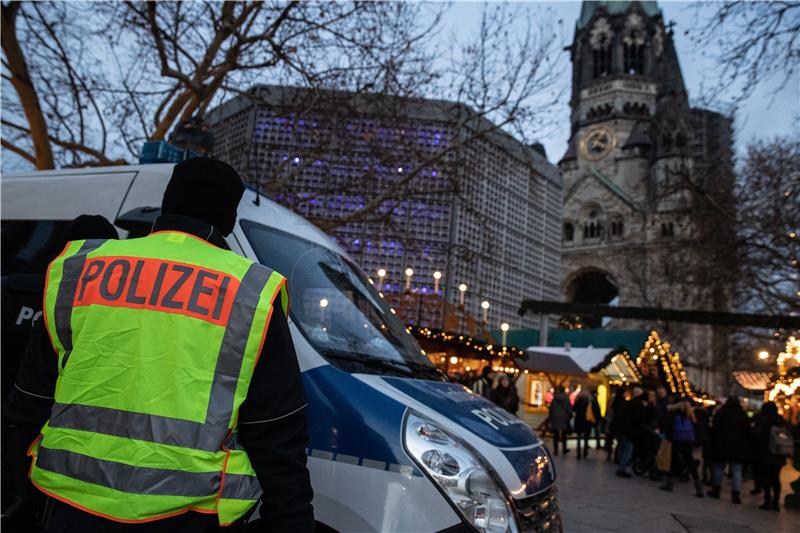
top-left (241, 220), bottom-right (440, 378)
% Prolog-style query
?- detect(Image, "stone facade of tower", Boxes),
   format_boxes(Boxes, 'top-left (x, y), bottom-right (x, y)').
top-left (560, 1), bottom-right (735, 394)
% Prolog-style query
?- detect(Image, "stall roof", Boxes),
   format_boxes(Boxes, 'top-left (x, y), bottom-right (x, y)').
top-left (517, 349), bottom-right (587, 377)
top-left (733, 371), bottom-right (773, 391)
top-left (602, 352), bottom-right (641, 383)
top-left (523, 346), bottom-right (613, 373)
top-left (489, 328), bottom-right (649, 353)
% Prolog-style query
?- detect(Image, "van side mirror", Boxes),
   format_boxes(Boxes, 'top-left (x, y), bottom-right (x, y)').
top-left (115, 206), bottom-right (160, 238)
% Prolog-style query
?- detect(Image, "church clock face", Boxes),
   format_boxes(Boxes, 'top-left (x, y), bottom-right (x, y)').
top-left (580, 126), bottom-right (617, 161)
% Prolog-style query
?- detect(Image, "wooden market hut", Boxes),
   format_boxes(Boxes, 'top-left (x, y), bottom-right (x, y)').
top-left (515, 350), bottom-right (587, 414)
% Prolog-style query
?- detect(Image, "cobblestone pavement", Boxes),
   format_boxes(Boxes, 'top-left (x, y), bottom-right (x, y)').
top-left (552, 445), bottom-right (799, 532)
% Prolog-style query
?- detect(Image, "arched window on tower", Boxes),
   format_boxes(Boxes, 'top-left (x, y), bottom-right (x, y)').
top-left (590, 18), bottom-right (614, 78)
top-left (593, 45), bottom-right (613, 78)
top-left (610, 218), bottom-right (625, 238)
top-left (624, 42), bottom-right (644, 75)
top-left (563, 222), bottom-right (575, 242)
top-left (583, 209), bottom-right (604, 240)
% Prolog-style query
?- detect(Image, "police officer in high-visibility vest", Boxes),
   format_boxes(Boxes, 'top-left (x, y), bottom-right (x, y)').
top-left (15, 159), bottom-right (314, 532)
top-left (3, 215), bottom-right (119, 530)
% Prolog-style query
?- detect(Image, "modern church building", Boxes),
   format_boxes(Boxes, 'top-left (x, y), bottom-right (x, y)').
top-left (209, 86), bottom-right (563, 331)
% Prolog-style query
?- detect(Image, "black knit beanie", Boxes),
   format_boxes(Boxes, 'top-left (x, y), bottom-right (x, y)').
top-left (61, 214), bottom-right (119, 242)
top-left (161, 158), bottom-right (245, 236)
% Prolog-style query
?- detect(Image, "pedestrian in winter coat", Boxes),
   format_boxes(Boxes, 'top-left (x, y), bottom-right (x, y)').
top-left (708, 396), bottom-right (751, 503)
top-left (693, 405), bottom-right (712, 486)
top-left (752, 401), bottom-right (790, 511)
top-left (659, 401), bottom-right (703, 497)
top-left (573, 389), bottom-right (601, 459)
top-left (655, 386), bottom-right (670, 434)
top-left (615, 387), bottom-right (643, 478)
top-left (605, 388), bottom-right (627, 462)
top-left (471, 366), bottom-right (492, 398)
top-left (491, 373), bottom-right (519, 415)
top-left (548, 387), bottom-right (573, 456)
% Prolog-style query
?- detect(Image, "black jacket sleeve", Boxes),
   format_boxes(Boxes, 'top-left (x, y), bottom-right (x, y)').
top-left (1, 320), bottom-right (57, 511)
top-left (237, 305), bottom-right (314, 533)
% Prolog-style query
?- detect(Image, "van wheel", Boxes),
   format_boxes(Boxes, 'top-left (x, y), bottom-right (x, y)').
top-left (315, 521), bottom-right (339, 533)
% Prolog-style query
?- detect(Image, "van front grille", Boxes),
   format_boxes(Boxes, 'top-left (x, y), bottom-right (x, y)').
top-left (513, 485), bottom-right (562, 533)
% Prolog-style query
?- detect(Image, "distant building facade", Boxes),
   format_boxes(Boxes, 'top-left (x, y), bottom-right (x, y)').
top-left (209, 86), bottom-right (562, 331)
top-left (560, 1), bottom-right (735, 393)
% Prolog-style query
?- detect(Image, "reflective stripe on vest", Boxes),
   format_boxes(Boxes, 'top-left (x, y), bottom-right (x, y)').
top-left (50, 239), bottom-right (106, 369)
top-left (31, 232), bottom-right (288, 525)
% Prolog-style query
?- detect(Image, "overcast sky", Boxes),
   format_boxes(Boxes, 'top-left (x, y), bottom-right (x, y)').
top-left (2, 1), bottom-right (795, 172)
top-left (440, 0), bottom-right (799, 164)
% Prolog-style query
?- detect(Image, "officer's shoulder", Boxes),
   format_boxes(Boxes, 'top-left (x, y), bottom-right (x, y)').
top-left (1, 274), bottom-right (44, 292)
top-left (244, 259), bottom-right (287, 281)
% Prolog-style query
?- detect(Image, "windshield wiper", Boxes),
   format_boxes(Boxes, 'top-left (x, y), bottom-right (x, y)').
top-left (392, 359), bottom-right (448, 381)
top-left (320, 349), bottom-right (417, 378)
top-left (320, 349), bottom-right (446, 380)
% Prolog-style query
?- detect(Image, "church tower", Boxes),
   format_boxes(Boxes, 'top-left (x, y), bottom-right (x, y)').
top-left (559, 1), bottom-right (735, 394)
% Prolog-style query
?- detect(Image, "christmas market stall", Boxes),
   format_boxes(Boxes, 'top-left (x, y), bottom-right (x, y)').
top-left (515, 349), bottom-right (588, 414)
top-left (636, 331), bottom-right (715, 405)
top-left (732, 371), bottom-right (773, 393)
top-left (765, 335), bottom-right (800, 422)
top-left (764, 336), bottom-right (800, 510)
top-left (409, 326), bottom-right (526, 379)
top-left (535, 346), bottom-right (642, 416)
top-left (766, 367), bottom-right (800, 422)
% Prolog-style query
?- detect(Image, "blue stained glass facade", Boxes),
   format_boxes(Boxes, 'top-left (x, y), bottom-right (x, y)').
top-left (209, 86), bottom-right (562, 330)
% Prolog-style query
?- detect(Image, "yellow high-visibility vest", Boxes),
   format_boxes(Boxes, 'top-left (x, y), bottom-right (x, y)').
top-left (30, 230), bottom-right (288, 525)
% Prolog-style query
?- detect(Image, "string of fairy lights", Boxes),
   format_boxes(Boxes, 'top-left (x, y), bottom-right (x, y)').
top-left (636, 330), bottom-right (715, 405)
top-left (408, 326), bottom-right (527, 360)
top-left (766, 336), bottom-right (800, 415)
top-left (600, 350), bottom-right (642, 385)
top-left (409, 322), bottom-right (795, 412)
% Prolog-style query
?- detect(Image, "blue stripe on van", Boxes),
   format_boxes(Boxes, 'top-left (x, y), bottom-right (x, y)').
top-left (382, 377), bottom-right (540, 449)
top-left (302, 365), bottom-right (420, 476)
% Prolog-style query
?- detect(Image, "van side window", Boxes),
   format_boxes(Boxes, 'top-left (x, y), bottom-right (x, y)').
top-left (1, 220), bottom-right (72, 277)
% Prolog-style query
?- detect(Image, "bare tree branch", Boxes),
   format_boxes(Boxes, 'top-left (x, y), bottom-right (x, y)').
top-left (690, 1), bottom-right (800, 101)
top-left (1, 137), bottom-right (35, 163)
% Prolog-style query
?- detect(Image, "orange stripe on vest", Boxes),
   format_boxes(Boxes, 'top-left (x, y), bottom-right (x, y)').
top-left (73, 256), bottom-right (239, 326)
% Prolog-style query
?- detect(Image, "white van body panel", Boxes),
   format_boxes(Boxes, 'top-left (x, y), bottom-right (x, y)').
top-left (1, 168), bottom-right (137, 221)
top-left (308, 456), bottom-right (458, 532)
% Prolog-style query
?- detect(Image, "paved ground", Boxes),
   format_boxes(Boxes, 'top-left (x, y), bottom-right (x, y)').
top-left (553, 444), bottom-right (799, 533)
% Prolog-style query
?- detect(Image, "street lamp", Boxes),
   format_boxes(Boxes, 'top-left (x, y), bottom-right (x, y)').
top-left (500, 322), bottom-right (510, 347)
top-left (404, 268), bottom-right (414, 291)
top-left (481, 300), bottom-right (490, 322)
top-left (433, 271), bottom-right (442, 294)
top-left (458, 283), bottom-right (467, 306)
top-left (758, 350), bottom-right (770, 360)
top-left (377, 268), bottom-right (386, 291)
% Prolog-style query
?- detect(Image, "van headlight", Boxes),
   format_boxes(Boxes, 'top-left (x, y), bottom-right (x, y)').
top-left (403, 411), bottom-right (518, 533)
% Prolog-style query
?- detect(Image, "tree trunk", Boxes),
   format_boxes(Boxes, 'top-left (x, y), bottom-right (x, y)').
top-left (150, 89), bottom-right (193, 141)
top-left (1, 1), bottom-right (54, 169)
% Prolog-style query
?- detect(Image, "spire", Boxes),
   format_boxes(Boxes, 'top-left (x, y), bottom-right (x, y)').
top-left (577, 1), bottom-right (661, 29)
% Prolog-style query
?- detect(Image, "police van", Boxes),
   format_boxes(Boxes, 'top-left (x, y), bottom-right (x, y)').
top-left (2, 164), bottom-right (561, 533)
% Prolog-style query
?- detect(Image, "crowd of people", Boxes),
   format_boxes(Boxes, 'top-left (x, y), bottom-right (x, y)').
top-left (448, 365), bottom-right (795, 512)
top-left (453, 366), bottom-right (521, 415)
top-left (543, 384), bottom-right (795, 512)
